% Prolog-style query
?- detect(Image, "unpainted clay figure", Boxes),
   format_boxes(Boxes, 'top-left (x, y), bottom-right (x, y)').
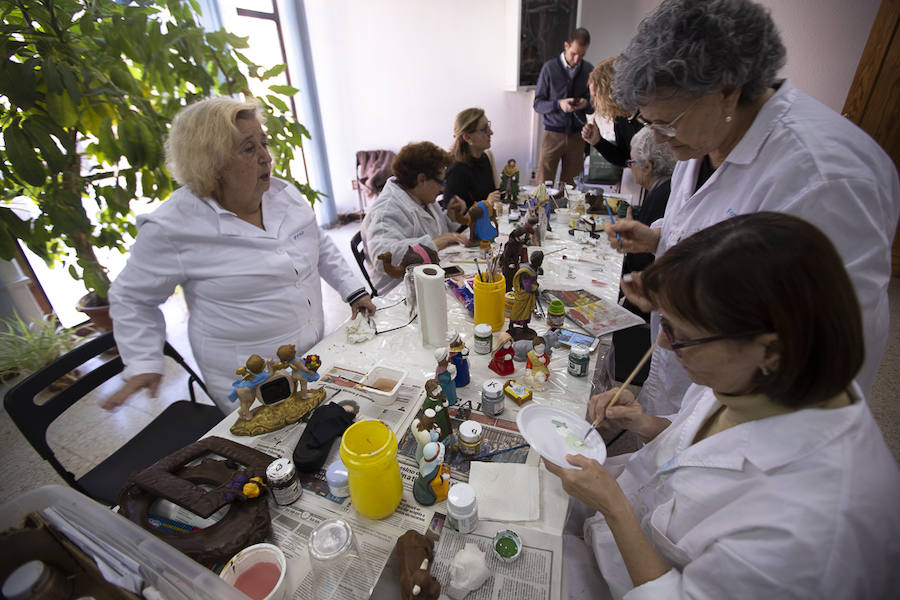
top-left (396, 530), bottom-right (441, 600)
top-left (501, 227), bottom-right (529, 292)
top-left (434, 347), bottom-right (458, 406)
top-left (525, 335), bottom-right (551, 391)
top-left (413, 441), bottom-right (450, 506)
top-left (423, 379), bottom-right (452, 440)
top-left (377, 244), bottom-right (440, 279)
top-left (229, 354), bottom-right (270, 420)
top-left (447, 543), bottom-right (491, 600)
top-left (499, 158), bottom-right (520, 203)
top-left (508, 250), bottom-right (544, 341)
top-left (447, 331), bottom-right (470, 387)
top-left (488, 332), bottom-right (515, 376)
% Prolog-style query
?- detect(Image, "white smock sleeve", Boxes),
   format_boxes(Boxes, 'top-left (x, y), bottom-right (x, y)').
top-left (316, 227), bottom-right (367, 301)
top-left (361, 209), bottom-right (441, 266)
top-left (108, 219), bottom-right (185, 380)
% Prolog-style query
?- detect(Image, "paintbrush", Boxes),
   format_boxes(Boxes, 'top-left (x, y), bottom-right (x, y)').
top-left (604, 198), bottom-right (622, 249)
top-left (470, 443), bottom-right (530, 461)
top-left (582, 343), bottom-right (656, 441)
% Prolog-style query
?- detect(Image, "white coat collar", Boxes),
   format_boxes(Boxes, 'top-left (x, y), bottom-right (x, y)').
top-left (663, 381), bottom-right (862, 473)
top-left (720, 78), bottom-right (795, 167)
top-left (197, 178), bottom-right (290, 238)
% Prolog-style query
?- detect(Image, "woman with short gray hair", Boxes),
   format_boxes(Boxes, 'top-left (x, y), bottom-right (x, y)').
top-left (603, 0), bottom-right (899, 416)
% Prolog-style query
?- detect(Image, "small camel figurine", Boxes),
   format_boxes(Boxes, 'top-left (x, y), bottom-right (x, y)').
top-left (377, 244), bottom-right (440, 279)
top-left (396, 530), bottom-right (441, 600)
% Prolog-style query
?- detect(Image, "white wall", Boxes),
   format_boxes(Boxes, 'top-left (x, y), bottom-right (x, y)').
top-left (304, 0), bottom-right (536, 215)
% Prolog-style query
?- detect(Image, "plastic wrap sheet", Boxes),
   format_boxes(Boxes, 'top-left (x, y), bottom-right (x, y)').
top-left (317, 219), bottom-right (625, 420)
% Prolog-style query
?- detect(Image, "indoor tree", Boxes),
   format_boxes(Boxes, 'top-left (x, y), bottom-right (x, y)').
top-left (0, 0), bottom-right (318, 308)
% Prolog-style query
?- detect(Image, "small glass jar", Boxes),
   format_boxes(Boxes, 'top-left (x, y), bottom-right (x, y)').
top-left (457, 420), bottom-right (483, 456)
top-left (447, 483), bottom-right (479, 534)
top-left (266, 458), bottom-right (302, 505)
top-left (473, 323), bottom-right (493, 354)
top-left (568, 344), bottom-right (590, 377)
top-left (481, 379), bottom-right (504, 416)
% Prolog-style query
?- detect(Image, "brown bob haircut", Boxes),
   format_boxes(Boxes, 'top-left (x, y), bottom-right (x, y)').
top-left (392, 141), bottom-right (453, 189)
top-left (641, 212), bottom-right (863, 407)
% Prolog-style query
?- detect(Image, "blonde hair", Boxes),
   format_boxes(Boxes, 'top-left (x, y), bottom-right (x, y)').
top-left (589, 58), bottom-right (630, 120)
top-left (449, 107), bottom-right (485, 163)
top-left (165, 96), bottom-right (263, 198)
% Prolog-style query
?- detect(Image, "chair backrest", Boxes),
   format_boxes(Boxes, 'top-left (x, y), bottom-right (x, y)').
top-left (3, 330), bottom-right (210, 490)
top-left (585, 146), bottom-right (624, 185)
top-left (351, 230), bottom-right (378, 297)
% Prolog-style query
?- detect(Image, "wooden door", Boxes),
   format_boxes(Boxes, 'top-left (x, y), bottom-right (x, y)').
top-left (843, 0), bottom-right (900, 276)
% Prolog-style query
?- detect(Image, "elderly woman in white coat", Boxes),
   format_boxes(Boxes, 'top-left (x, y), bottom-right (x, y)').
top-left (548, 213), bottom-right (900, 600)
top-left (107, 97), bottom-right (375, 413)
top-left (361, 141), bottom-right (468, 294)
top-left (604, 0), bottom-right (899, 416)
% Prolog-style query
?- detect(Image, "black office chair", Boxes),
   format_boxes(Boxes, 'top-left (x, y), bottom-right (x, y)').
top-left (350, 230), bottom-right (378, 297)
top-left (4, 331), bottom-right (224, 506)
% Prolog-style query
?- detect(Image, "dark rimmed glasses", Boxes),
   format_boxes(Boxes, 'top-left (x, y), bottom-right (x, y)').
top-left (660, 316), bottom-right (763, 355)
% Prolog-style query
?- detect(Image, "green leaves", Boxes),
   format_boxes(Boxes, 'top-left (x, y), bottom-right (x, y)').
top-left (3, 123), bottom-right (46, 186)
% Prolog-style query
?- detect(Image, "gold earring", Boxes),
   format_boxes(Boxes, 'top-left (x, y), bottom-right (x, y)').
top-left (760, 365), bottom-right (770, 376)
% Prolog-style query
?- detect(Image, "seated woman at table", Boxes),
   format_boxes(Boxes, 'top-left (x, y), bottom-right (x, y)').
top-left (580, 57), bottom-right (642, 168)
top-left (107, 97), bottom-right (375, 413)
top-left (546, 213), bottom-right (900, 600)
top-left (442, 108), bottom-right (502, 210)
top-left (361, 141), bottom-right (468, 295)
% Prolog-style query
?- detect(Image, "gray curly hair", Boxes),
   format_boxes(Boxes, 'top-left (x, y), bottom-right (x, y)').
top-left (613, 0), bottom-right (786, 109)
top-left (630, 128), bottom-right (676, 179)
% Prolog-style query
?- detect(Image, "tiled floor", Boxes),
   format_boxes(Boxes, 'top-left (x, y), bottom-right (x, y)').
top-left (2, 222), bottom-right (899, 506)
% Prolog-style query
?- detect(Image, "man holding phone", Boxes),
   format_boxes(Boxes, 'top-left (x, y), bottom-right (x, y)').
top-left (533, 28), bottom-right (593, 186)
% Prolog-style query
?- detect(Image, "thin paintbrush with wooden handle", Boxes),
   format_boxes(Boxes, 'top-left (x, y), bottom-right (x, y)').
top-left (582, 343), bottom-right (656, 441)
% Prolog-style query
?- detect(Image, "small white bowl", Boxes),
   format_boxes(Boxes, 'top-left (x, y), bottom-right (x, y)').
top-left (219, 543), bottom-right (287, 600)
top-left (361, 365), bottom-right (406, 406)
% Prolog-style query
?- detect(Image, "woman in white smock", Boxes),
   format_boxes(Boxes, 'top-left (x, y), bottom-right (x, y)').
top-left (547, 212), bottom-right (900, 599)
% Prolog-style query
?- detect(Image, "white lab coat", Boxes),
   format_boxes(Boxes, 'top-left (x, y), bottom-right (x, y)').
top-left (109, 178), bottom-right (365, 412)
top-left (360, 177), bottom-right (457, 295)
top-left (585, 383), bottom-right (900, 600)
top-left (637, 79), bottom-right (900, 416)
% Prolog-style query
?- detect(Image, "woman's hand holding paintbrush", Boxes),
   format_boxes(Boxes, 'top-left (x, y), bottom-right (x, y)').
top-left (603, 206), bottom-right (661, 255)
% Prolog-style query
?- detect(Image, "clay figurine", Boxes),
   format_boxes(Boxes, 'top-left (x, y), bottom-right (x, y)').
top-left (411, 408), bottom-right (441, 463)
top-left (229, 354), bottom-right (271, 421)
top-left (447, 543), bottom-right (491, 600)
top-left (269, 345), bottom-right (321, 398)
top-left (508, 250), bottom-right (544, 341)
top-left (396, 530), bottom-right (441, 600)
top-left (423, 379), bottom-right (452, 440)
top-left (525, 335), bottom-right (551, 391)
top-left (447, 331), bottom-right (470, 387)
top-left (467, 200), bottom-right (499, 248)
top-left (413, 441), bottom-right (450, 506)
top-left (501, 227), bottom-right (530, 292)
top-left (499, 158), bottom-right (520, 203)
top-left (434, 347), bottom-right (458, 406)
top-left (377, 244), bottom-right (440, 279)
top-left (488, 332), bottom-right (515, 376)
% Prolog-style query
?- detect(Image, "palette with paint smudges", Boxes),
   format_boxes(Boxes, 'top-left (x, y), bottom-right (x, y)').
top-left (516, 404), bottom-right (606, 469)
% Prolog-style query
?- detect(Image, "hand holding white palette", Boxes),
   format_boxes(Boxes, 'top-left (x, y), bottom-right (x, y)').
top-left (516, 404), bottom-right (606, 469)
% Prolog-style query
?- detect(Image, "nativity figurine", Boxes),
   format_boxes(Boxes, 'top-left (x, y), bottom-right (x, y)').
top-left (413, 441), bottom-right (451, 506)
top-left (467, 200), bottom-right (499, 249)
top-left (434, 346), bottom-right (458, 406)
top-left (499, 158), bottom-right (520, 204)
top-left (396, 530), bottom-right (441, 600)
top-left (447, 543), bottom-right (491, 600)
top-left (525, 335), bottom-right (551, 392)
top-left (501, 226), bottom-right (529, 292)
top-left (488, 332), bottom-right (515, 376)
top-left (377, 244), bottom-right (440, 279)
top-left (229, 354), bottom-right (271, 421)
top-left (508, 250), bottom-right (544, 341)
top-left (447, 330), bottom-right (470, 387)
top-left (411, 407), bottom-right (441, 463)
top-left (423, 379), bottom-right (452, 440)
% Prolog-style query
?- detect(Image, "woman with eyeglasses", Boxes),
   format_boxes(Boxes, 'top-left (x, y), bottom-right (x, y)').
top-left (361, 141), bottom-right (468, 294)
top-left (547, 212), bottom-right (900, 600)
top-left (604, 0), bottom-right (899, 416)
top-left (442, 108), bottom-right (502, 211)
top-left (580, 57), bottom-right (643, 168)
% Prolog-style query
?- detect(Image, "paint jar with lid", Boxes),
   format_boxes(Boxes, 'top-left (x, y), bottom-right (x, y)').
top-left (266, 457), bottom-right (302, 505)
top-left (2, 560), bottom-right (70, 600)
top-left (339, 420), bottom-right (403, 519)
top-left (481, 379), bottom-right (505, 416)
top-left (457, 420), bottom-right (483, 457)
top-left (447, 483), bottom-right (479, 534)
top-left (473, 323), bottom-right (493, 354)
top-left (504, 291), bottom-right (515, 317)
top-left (568, 344), bottom-right (591, 377)
top-left (325, 459), bottom-right (350, 498)
top-left (547, 300), bottom-right (566, 329)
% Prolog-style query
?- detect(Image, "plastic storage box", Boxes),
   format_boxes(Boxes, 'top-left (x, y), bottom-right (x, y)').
top-left (0, 485), bottom-right (249, 600)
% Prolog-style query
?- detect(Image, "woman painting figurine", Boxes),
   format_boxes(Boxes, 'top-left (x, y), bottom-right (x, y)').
top-left (605, 0), bottom-right (899, 415)
top-left (443, 108), bottom-right (502, 210)
top-left (580, 57), bottom-right (643, 167)
top-left (549, 213), bottom-right (900, 599)
top-left (107, 97), bottom-right (375, 413)
top-left (361, 142), bottom-right (468, 295)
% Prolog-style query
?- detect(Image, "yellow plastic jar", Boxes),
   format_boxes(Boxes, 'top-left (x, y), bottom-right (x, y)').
top-left (339, 420), bottom-right (403, 519)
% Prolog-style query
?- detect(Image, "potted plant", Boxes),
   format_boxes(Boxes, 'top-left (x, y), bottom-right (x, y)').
top-left (0, 0), bottom-right (321, 328)
top-left (0, 311), bottom-right (81, 386)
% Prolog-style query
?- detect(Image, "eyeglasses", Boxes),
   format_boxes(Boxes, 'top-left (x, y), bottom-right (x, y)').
top-left (431, 176), bottom-right (445, 186)
top-left (625, 159), bottom-right (639, 168)
top-left (660, 316), bottom-right (763, 356)
top-left (477, 121), bottom-right (492, 134)
top-left (634, 96), bottom-right (704, 138)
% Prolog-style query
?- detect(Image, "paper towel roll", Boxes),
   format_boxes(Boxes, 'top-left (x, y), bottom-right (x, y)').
top-left (413, 264), bottom-right (448, 347)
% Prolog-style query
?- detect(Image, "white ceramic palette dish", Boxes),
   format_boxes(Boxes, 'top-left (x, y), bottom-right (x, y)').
top-left (516, 404), bottom-right (606, 469)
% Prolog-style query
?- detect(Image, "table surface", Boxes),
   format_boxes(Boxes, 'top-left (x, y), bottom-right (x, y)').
top-left (204, 211), bottom-right (626, 599)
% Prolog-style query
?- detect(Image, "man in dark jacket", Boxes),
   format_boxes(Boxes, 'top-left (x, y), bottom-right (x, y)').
top-left (534, 28), bottom-right (593, 186)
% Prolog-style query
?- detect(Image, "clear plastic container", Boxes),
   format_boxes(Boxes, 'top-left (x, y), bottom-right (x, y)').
top-left (308, 519), bottom-right (373, 600)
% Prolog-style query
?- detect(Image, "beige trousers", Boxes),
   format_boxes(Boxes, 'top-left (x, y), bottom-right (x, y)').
top-left (538, 130), bottom-right (585, 186)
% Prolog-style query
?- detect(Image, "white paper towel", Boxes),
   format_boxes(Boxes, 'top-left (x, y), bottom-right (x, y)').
top-left (413, 264), bottom-right (448, 347)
